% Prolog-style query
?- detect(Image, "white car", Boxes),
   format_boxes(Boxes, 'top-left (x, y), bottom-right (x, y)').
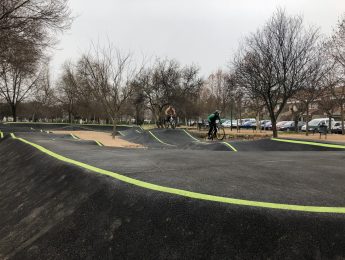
top-left (332, 121), bottom-right (345, 134)
top-left (222, 120), bottom-right (238, 128)
top-left (301, 118), bottom-right (335, 132)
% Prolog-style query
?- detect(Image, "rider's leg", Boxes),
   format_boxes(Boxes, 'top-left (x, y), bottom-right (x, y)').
top-left (208, 122), bottom-right (214, 138)
top-left (165, 116), bottom-right (170, 127)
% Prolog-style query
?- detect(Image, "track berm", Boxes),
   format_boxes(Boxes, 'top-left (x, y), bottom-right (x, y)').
top-left (1, 125), bottom-right (345, 259)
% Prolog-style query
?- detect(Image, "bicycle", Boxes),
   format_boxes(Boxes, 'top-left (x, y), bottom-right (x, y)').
top-left (165, 116), bottom-right (176, 129)
top-left (209, 123), bottom-right (225, 140)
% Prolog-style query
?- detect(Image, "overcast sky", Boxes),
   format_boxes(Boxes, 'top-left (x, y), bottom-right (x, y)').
top-left (50, 0), bottom-right (345, 78)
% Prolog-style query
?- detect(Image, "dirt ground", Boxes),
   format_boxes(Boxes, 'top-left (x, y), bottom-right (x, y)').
top-left (280, 133), bottom-right (345, 143)
top-left (52, 130), bottom-right (145, 148)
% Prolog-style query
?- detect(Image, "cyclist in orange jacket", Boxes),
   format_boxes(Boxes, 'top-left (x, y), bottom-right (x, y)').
top-left (165, 105), bottom-right (176, 125)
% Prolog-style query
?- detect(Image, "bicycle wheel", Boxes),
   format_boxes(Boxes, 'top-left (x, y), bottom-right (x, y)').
top-left (216, 126), bottom-right (225, 140)
top-left (171, 120), bottom-right (176, 129)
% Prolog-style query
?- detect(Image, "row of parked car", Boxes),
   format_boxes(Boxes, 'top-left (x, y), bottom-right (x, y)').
top-left (220, 118), bottom-right (345, 133)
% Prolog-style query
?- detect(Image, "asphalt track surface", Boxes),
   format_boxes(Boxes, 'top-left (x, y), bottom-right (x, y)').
top-left (2, 126), bottom-right (345, 258)
top-left (120, 128), bottom-right (232, 150)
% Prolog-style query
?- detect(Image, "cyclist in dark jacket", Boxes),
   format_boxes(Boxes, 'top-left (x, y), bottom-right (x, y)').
top-left (208, 110), bottom-right (221, 139)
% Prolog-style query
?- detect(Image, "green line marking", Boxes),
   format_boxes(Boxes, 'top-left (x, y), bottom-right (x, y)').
top-left (8, 134), bottom-right (345, 214)
top-left (272, 138), bottom-right (345, 149)
top-left (148, 131), bottom-right (175, 146)
top-left (183, 129), bottom-right (200, 142)
top-left (118, 131), bottom-right (125, 136)
top-left (0, 131), bottom-right (3, 138)
top-left (70, 133), bottom-right (79, 140)
top-left (222, 142), bottom-right (238, 152)
top-left (95, 140), bottom-right (104, 147)
top-left (182, 129), bottom-right (209, 144)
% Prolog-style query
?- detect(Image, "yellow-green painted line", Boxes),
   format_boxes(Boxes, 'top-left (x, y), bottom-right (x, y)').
top-left (272, 138), bottom-right (345, 149)
top-left (118, 131), bottom-right (125, 137)
top-left (183, 129), bottom-right (200, 142)
top-left (0, 131), bottom-right (3, 139)
top-left (70, 133), bottom-right (80, 140)
top-left (8, 133), bottom-right (345, 214)
top-left (222, 142), bottom-right (238, 152)
top-left (182, 129), bottom-right (209, 144)
top-left (95, 140), bottom-right (104, 147)
top-left (148, 131), bottom-right (175, 146)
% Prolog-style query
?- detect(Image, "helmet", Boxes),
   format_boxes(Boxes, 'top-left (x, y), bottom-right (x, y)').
top-left (214, 110), bottom-right (221, 115)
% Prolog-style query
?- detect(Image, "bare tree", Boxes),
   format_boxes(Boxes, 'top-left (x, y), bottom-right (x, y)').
top-left (317, 90), bottom-right (338, 132)
top-left (78, 44), bottom-right (140, 136)
top-left (32, 62), bottom-right (56, 121)
top-left (0, 0), bottom-right (72, 121)
top-left (137, 59), bottom-right (180, 128)
top-left (175, 64), bottom-right (203, 124)
top-left (330, 84), bottom-right (345, 134)
top-left (293, 45), bottom-right (334, 135)
top-left (207, 70), bottom-right (230, 114)
top-left (57, 62), bottom-right (79, 123)
top-left (0, 41), bottom-right (42, 121)
top-left (328, 15), bottom-right (345, 134)
top-left (225, 72), bottom-right (238, 130)
top-left (0, 0), bottom-right (72, 52)
top-left (234, 9), bottom-right (320, 137)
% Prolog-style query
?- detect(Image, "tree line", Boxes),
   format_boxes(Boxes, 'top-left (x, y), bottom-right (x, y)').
top-left (1, 6), bottom-right (345, 137)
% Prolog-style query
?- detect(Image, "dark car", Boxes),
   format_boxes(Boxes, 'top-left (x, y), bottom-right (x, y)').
top-left (241, 120), bottom-right (256, 129)
top-left (260, 120), bottom-right (272, 130)
top-left (280, 121), bottom-right (305, 131)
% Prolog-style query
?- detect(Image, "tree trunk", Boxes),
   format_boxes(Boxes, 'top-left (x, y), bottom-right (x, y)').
top-left (68, 111), bottom-right (72, 124)
top-left (11, 104), bottom-right (17, 122)
top-left (238, 103), bottom-right (242, 133)
top-left (256, 112), bottom-right (260, 133)
top-left (230, 105), bottom-right (233, 131)
top-left (272, 117), bottom-right (277, 138)
top-left (306, 106), bottom-right (309, 136)
top-left (341, 103), bottom-right (344, 135)
top-left (294, 116), bottom-right (298, 133)
top-left (112, 118), bottom-right (117, 139)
